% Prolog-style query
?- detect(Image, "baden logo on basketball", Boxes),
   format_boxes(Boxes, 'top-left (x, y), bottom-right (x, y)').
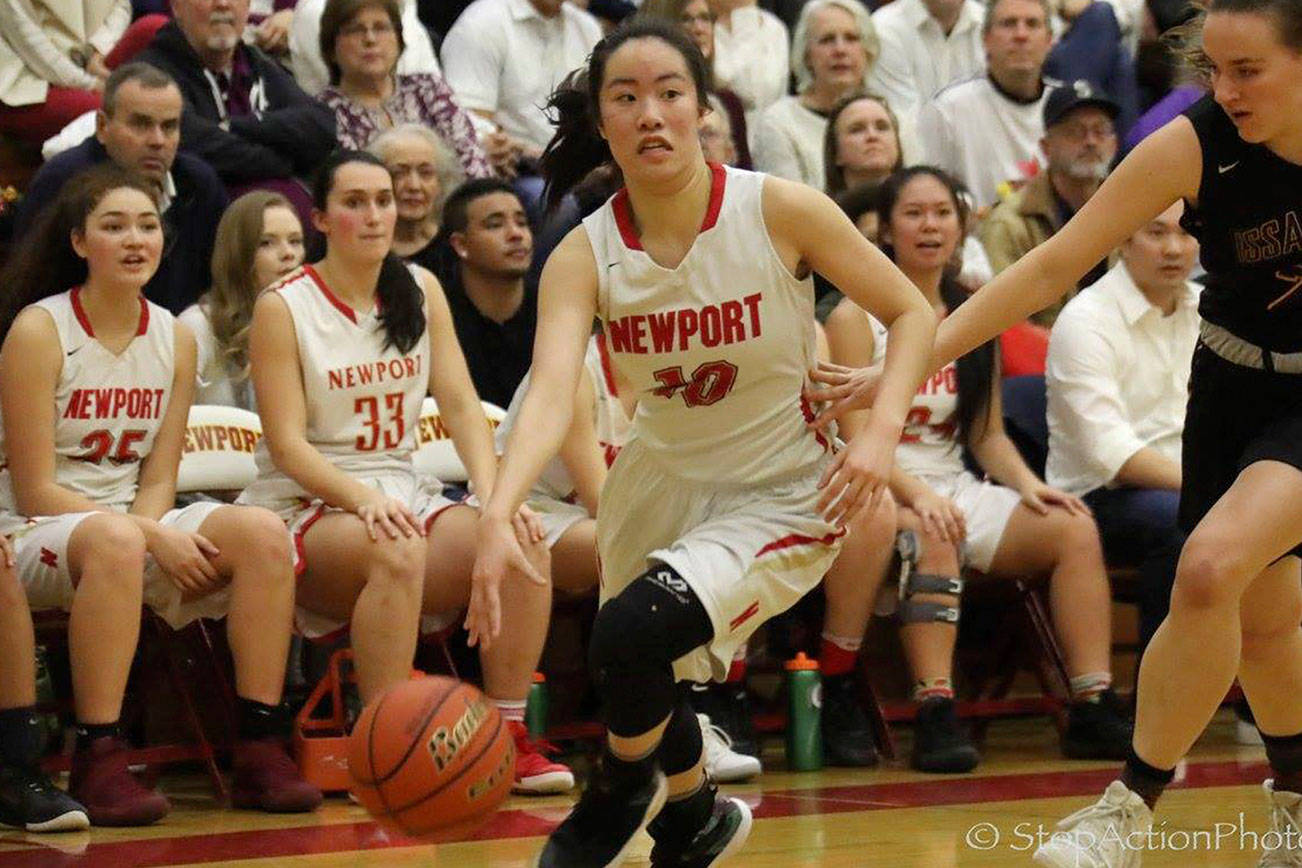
top-left (427, 697), bottom-right (489, 773)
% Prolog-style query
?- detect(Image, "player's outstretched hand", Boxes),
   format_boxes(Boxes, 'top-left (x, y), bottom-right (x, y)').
top-left (803, 362), bottom-right (882, 429)
top-left (468, 513), bottom-right (546, 650)
top-left (151, 527), bottom-right (223, 595)
top-left (816, 414), bottom-right (896, 529)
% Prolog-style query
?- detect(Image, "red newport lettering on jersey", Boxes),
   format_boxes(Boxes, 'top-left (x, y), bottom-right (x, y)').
top-left (607, 293), bottom-right (763, 355)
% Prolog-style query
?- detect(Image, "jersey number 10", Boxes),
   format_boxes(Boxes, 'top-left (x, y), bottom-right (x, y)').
top-left (355, 393), bottom-right (406, 451)
top-left (651, 360), bottom-right (738, 408)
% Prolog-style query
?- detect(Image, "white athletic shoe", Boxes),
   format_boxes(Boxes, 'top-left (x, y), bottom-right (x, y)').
top-left (699, 714), bottom-right (761, 783)
top-left (1032, 780), bottom-right (1152, 868)
top-left (1259, 780), bottom-right (1302, 866)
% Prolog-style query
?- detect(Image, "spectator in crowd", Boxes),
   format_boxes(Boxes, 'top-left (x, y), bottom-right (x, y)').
top-left (290, 0), bottom-right (438, 96)
top-left (16, 63), bottom-right (228, 315)
top-left (438, 178), bottom-right (535, 409)
top-left (639, 0), bottom-right (753, 168)
top-left (980, 80), bottom-right (1119, 325)
top-left (0, 0), bottom-right (129, 143)
top-left (180, 191), bottom-right (305, 409)
top-left (370, 123), bottom-right (464, 271)
top-left (751, 0), bottom-right (879, 188)
top-left (824, 91), bottom-right (902, 196)
top-left (700, 94), bottom-right (740, 165)
top-left (872, 166), bottom-right (1130, 773)
top-left (137, 0), bottom-right (336, 225)
top-left (1044, 0), bottom-right (1140, 136)
top-left (1046, 200), bottom-right (1200, 658)
top-left (710, 0), bottom-right (790, 118)
top-left (316, 0), bottom-right (491, 179)
top-left (439, 0), bottom-right (602, 183)
top-left (917, 0), bottom-right (1056, 209)
top-left (868, 0), bottom-right (985, 126)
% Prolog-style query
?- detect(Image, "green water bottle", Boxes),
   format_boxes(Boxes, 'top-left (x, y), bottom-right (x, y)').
top-left (785, 653), bottom-right (823, 771)
top-left (525, 672), bottom-right (549, 738)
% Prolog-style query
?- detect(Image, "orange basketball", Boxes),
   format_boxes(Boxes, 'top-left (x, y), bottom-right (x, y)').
top-left (347, 676), bottom-right (515, 839)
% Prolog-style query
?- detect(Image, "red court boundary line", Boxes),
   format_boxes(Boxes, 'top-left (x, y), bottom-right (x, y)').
top-left (0, 758), bottom-right (1270, 867)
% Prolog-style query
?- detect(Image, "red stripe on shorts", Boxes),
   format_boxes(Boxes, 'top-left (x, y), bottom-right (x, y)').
top-left (754, 530), bottom-right (844, 559)
top-left (729, 600), bottom-right (760, 631)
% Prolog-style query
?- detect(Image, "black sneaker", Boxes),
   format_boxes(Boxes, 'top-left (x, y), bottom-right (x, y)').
top-left (910, 697), bottom-right (979, 773)
top-left (687, 684), bottom-right (758, 759)
top-left (537, 763), bottom-right (667, 868)
top-left (821, 673), bottom-right (879, 768)
top-left (0, 765), bottom-right (90, 832)
top-left (1061, 689), bottom-right (1133, 760)
top-left (649, 787), bottom-right (753, 867)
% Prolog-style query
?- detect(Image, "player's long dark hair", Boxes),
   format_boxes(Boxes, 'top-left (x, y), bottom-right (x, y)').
top-left (0, 164), bottom-right (160, 343)
top-left (311, 150), bottom-right (424, 355)
top-left (539, 18), bottom-right (712, 213)
top-left (876, 166), bottom-right (997, 449)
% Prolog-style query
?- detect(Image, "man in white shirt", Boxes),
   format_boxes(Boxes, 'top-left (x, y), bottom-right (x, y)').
top-left (440, 0), bottom-right (602, 164)
top-left (868, 0), bottom-right (985, 126)
top-left (288, 0), bottom-right (441, 97)
top-left (710, 0), bottom-right (790, 119)
top-left (916, 0), bottom-right (1056, 209)
top-left (1045, 201), bottom-right (1201, 657)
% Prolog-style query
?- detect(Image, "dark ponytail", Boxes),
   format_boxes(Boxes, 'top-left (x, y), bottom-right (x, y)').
top-left (0, 164), bottom-right (159, 343)
top-left (540, 17), bottom-right (711, 212)
top-left (876, 165), bottom-right (996, 448)
top-left (312, 150), bottom-right (424, 355)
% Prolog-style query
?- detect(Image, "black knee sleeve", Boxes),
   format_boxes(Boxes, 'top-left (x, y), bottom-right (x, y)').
top-left (589, 565), bottom-right (714, 738)
top-left (656, 692), bottom-right (704, 777)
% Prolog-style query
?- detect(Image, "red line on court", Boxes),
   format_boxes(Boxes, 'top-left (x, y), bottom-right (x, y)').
top-left (0, 759), bottom-right (1270, 866)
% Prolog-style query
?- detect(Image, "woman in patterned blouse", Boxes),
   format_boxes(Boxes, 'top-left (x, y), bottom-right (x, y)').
top-left (316, 0), bottom-right (492, 178)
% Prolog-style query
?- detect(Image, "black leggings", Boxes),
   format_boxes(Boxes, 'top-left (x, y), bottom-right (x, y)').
top-left (589, 564), bottom-right (714, 743)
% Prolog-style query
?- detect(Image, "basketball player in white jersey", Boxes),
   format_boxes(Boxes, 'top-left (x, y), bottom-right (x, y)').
top-left (468, 20), bottom-right (936, 866)
top-left (0, 165), bottom-right (321, 827)
top-left (241, 151), bottom-right (573, 795)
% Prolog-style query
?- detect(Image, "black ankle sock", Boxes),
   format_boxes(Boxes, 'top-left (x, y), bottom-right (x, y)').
top-left (602, 746), bottom-right (657, 790)
top-left (0, 706), bottom-right (44, 767)
top-left (1261, 730), bottom-right (1302, 794)
top-left (74, 721), bottom-right (119, 752)
top-left (1121, 747), bottom-right (1174, 810)
top-left (237, 698), bottom-right (285, 741)
top-left (651, 779), bottom-right (714, 844)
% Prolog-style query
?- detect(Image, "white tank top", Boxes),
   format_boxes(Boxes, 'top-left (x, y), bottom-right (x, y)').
top-left (582, 164), bottom-right (829, 485)
top-left (249, 265), bottom-right (431, 499)
top-left (894, 360), bottom-right (964, 478)
top-left (0, 289), bottom-right (176, 524)
top-left (496, 332), bottom-right (633, 502)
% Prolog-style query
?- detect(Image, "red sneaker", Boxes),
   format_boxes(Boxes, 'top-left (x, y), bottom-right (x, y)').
top-left (509, 721), bottom-right (575, 795)
top-left (68, 737), bottom-right (170, 827)
top-left (231, 738), bottom-right (323, 813)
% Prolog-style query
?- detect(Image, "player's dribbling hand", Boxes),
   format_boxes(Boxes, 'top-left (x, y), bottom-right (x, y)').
top-left (354, 493), bottom-right (423, 542)
top-left (816, 414), bottom-right (897, 529)
top-left (467, 513), bottom-right (546, 650)
top-left (151, 527), bottom-right (223, 595)
top-left (803, 362), bottom-right (882, 429)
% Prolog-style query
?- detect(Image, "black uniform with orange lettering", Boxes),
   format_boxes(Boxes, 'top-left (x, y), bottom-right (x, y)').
top-left (1177, 95), bottom-right (1302, 553)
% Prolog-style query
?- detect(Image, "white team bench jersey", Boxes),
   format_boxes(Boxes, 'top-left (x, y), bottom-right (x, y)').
top-left (895, 360), bottom-right (965, 479)
top-left (249, 265), bottom-right (431, 499)
top-left (0, 289), bottom-right (176, 529)
top-left (583, 164), bottom-right (830, 485)
top-left (496, 332), bottom-right (633, 502)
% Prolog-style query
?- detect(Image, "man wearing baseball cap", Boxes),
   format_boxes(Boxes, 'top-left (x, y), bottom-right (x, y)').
top-left (981, 78), bottom-right (1121, 326)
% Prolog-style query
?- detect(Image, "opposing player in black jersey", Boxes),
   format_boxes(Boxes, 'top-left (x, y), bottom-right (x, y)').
top-left (808, 0), bottom-right (1302, 863)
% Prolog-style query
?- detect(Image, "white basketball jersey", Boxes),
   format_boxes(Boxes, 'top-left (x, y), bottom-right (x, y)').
top-left (0, 289), bottom-right (176, 522)
top-left (895, 361), bottom-right (964, 478)
top-left (250, 265), bottom-right (430, 497)
top-left (497, 332), bottom-right (633, 502)
top-left (582, 164), bottom-right (830, 485)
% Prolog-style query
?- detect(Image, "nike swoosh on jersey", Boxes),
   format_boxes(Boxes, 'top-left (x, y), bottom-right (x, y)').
top-left (1218, 161), bottom-right (1240, 174)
